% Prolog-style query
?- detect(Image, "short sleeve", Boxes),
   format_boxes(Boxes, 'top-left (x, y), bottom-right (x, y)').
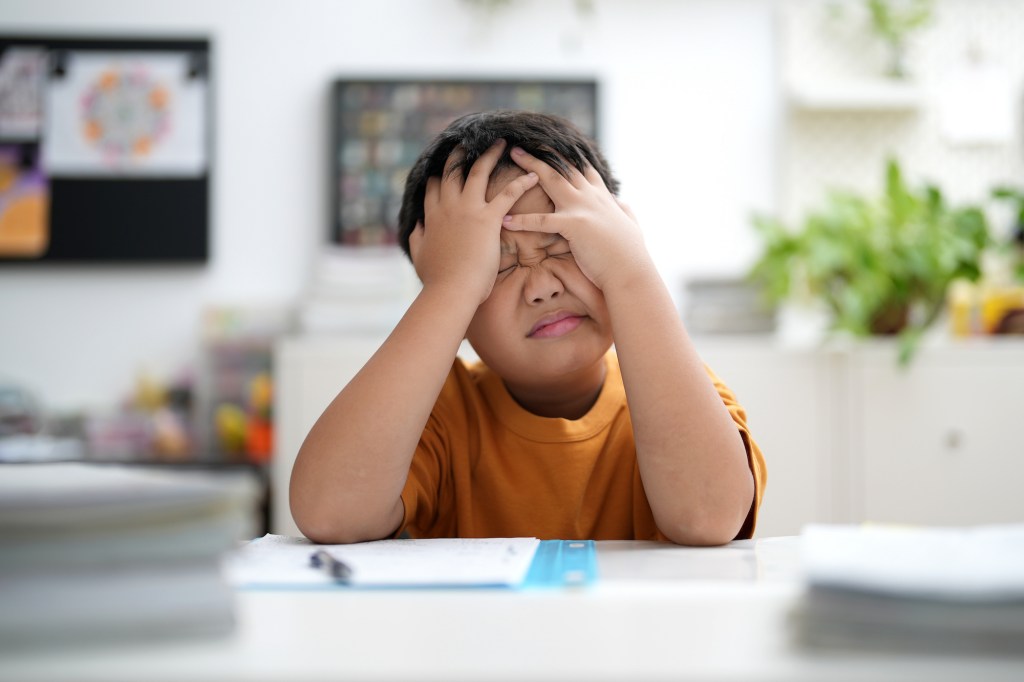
top-left (396, 413), bottom-right (448, 538)
top-left (704, 366), bottom-right (767, 540)
top-left (394, 362), bottom-right (468, 538)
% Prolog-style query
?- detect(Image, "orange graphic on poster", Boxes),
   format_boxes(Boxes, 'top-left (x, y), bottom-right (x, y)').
top-left (80, 68), bottom-right (170, 163)
top-left (0, 147), bottom-right (49, 259)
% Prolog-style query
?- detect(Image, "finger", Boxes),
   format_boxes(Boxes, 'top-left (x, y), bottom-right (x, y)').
top-left (463, 139), bottom-right (507, 194)
top-left (583, 163), bottom-right (607, 189)
top-left (488, 171), bottom-right (539, 214)
top-left (440, 146), bottom-right (467, 197)
top-left (501, 211), bottom-right (564, 234)
top-left (550, 151), bottom-right (587, 188)
top-left (509, 146), bottom-right (581, 199)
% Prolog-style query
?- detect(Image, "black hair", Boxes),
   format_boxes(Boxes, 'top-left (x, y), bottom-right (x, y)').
top-left (396, 110), bottom-right (619, 260)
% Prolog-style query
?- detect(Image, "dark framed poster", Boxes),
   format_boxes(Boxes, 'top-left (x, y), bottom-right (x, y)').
top-left (0, 35), bottom-right (211, 263)
top-left (331, 78), bottom-right (598, 246)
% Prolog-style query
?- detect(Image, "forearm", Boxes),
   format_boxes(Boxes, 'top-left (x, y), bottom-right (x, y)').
top-left (290, 284), bottom-right (478, 543)
top-left (604, 265), bottom-right (754, 546)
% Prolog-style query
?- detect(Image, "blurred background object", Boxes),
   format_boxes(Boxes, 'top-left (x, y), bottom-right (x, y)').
top-left (0, 462), bottom-right (259, 648)
top-left (330, 78), bottom-right (597, 246)
top-left (684, 277), bottom-right (777, 335)
top-left (749, 158), bottom-right (992, 363)
top-left (199, 304), bottom-right (293, 465)
top-left (0, 378), bottom-right (41, 437)
top-left (862, 0), bottom-right (935, 79)
top-left (793, 522), bottom-right (1024, 656)
top-left (0, 378), bottom-right (84, 462)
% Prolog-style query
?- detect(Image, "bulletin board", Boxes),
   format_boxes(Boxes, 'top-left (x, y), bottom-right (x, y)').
top-left (0, 35), bottom-right (211, 263)
top-left (331, 78), bottom-right (598, 246)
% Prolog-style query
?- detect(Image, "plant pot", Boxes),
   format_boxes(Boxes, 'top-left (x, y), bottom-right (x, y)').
top-left (869, 301), bottom-right (910, 335)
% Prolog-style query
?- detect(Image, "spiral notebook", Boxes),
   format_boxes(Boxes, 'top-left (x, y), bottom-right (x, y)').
top-left (226, 534), bottom-right (597, 590)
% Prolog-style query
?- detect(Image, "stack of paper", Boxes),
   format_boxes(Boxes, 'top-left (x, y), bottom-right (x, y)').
top-left (0, 462), bottom-right (258, 647)
top-left (792, 523), bottom-right (1024, 655)
top-left (297, 246), bottom-right (418, 335)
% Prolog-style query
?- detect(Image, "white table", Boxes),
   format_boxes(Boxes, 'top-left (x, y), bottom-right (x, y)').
top-left (2, 537), bottom-right (1022, 682)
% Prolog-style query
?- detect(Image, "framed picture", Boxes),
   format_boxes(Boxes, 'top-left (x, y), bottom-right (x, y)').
top-left (0, 35), bottom-right (211, 264)
top-left (331, 78), bottom-right (599, 246)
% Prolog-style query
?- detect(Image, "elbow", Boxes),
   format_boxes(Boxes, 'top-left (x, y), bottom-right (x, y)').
top-left (289, 493), bottom-right (362, 544)
top-left (660, 517), bottom-right (739, 547)
top-left (290, 498), bottom-right (334, 543)
top-left (290, 482), bottom-right (401, 545)
top-left (290, 495), bottom-right (339, 543)
top-left (658, 481), bottom-right (755, 547)
top-left (295, 518), bottom-right (366, 546)
top-left (289, 456), bottom-right (359, 544)
top-left (291, 503), bottom-right (385, 545)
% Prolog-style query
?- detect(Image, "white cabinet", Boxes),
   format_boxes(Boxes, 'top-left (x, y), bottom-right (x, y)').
top-left (272, 335), bottom-right (1024, 538)
top-left (271, 334), bottom-right (385, 536)
top-left (695, 340), bottom-right (837, 538)
top-left (701, 339), bottom-right (1024, 534)
top-left (850, 343), bottom-right (1024, 526)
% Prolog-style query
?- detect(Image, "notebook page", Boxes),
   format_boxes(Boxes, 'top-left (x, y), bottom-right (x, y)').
top-left (226, 534), bottom-right (540, 588)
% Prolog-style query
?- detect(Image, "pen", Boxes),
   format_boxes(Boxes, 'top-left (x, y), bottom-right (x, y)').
top-left (309, 549), bottom-right (353, 582)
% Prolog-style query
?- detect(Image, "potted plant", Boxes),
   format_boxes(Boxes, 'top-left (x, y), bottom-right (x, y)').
top-left (864, 0), bottom-right (934, 78)
top-left (749, 159), bottom-right (990, 364)
top-left (991, 185), bottom-right (1024, 281)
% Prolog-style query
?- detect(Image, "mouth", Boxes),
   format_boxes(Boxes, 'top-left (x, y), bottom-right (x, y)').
top-left (528, 311), bottom-right (586, 339)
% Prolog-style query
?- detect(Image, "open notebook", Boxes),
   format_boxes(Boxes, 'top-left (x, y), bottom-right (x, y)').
top-left (225, 534), bottom-right (598, 590)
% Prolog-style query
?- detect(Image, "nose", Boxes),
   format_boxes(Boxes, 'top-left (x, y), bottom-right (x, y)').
top-left (522, 262), bottom-right (564, 304)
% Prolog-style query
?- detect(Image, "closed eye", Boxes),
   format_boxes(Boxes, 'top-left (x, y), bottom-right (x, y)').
top-left (496, 263), bottom-right (518, 280)
top-left (496, 246), bottom-right (572, 281)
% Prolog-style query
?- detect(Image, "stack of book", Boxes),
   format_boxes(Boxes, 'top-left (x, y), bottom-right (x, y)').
top-left (792, 523), bottom-right (1024, 655)
top-left (683, 277), bottom-right (776, 335)
top-left (0, 462), bottom-right (258, 647)
top-left (297, 246), bottom-right (419, 335)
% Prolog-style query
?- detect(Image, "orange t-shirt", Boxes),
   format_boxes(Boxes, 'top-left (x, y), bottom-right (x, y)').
top-left (398, 352), bottom-right (766, 541)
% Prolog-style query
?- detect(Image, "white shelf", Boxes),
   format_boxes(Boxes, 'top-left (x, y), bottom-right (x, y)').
top-left (786, 79), bottom-right (924, 112)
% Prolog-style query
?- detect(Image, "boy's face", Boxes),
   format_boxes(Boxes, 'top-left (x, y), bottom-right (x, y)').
top-left (465, 168), bottom-right (613, 389)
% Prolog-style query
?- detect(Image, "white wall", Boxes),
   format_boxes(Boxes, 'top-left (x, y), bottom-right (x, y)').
top-left (0, 0), bottom-right (779, 411)
top-left (780, 0), bottom-right (1024, 224)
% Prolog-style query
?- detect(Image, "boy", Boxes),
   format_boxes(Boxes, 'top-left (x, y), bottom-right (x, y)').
top-left (291, 111), bottom-right (765, 546)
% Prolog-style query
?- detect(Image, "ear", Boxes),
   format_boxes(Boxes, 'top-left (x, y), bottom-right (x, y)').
top-left (408, 221), bottom-right (426, 279)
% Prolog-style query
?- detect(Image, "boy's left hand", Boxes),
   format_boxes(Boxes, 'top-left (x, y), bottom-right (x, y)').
top-left (501, 146), bottom-right (650, 291)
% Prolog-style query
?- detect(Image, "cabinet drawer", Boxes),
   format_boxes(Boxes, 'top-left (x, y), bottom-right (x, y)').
top-left (854, 347), bottom-right (1024, 525)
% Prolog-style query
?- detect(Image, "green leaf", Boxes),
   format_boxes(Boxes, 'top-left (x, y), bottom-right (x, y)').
top-left (747, 156), bottom-right (991, 366)
top-left (897, 326), bottom-right (924, 367)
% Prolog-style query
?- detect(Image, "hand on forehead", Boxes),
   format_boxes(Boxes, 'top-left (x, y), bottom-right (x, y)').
top-left (485, 167), bottom-right (555, 215)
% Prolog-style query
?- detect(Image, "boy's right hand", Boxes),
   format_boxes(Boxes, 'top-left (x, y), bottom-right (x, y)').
top-left (409, 140), bottom-right (538, 305)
